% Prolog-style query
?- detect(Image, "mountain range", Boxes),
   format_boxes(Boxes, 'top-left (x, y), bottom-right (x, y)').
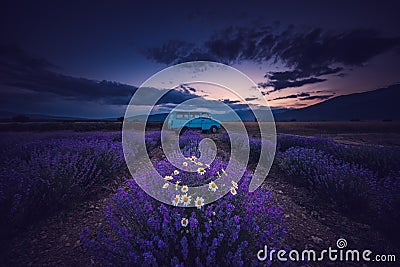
top-left (274, 84), bottom-right (400, 121)
top-left (1, 84), bottom-right (398, 122)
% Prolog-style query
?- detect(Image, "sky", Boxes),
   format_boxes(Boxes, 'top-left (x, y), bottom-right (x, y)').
top-left (1, 0), bottom-right (400, 118)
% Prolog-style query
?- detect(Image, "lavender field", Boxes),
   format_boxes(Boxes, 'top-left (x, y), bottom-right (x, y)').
top-left (0, 126), bottom-right (399, 266)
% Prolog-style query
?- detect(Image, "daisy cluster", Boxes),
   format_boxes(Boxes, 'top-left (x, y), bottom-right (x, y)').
top-left (163, 154), bottom-right (238, 214)
top-left (81, 168), bottom-right (286, 266)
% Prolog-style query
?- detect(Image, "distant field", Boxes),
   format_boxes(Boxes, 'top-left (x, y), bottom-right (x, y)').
top-left (1, 120), bottom-right (400, 146)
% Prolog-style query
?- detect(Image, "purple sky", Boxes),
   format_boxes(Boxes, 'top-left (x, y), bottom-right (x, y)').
top-left (1, 0), bottom-right (400, 118)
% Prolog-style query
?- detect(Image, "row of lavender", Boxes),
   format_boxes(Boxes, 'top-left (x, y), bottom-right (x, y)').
top-left (219, 133), bottom-right (400, 243)
top-left (81, 130), bottom-right (287, 266)
top-left (0, 130), bottom-right (198, 240)
top-left (0, 131), bottom-right (166, 239)
top-left (0, 132), bottom-right (126, 239)
top-left (276, 135), bottom-right (400, 243)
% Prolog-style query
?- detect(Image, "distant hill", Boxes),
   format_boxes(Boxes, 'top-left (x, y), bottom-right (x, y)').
top-left (126, 113), bottom-right (169, 122)
top-left (127, 108), bottom-right (290, 122)
top-left (0, 112), bottom-right (94, 122)
top-left (5, 84), bottom-right (397, 123)
top-left (275, 84), bottom-right (400, 121)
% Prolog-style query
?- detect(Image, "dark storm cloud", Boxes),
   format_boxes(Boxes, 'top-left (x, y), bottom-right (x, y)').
top-left (244, 97), bottom-right (258, 101)
top-left (145, 40), bottom-right (194, 65)
top-left (0, 45), bottom-right (196, 106)
top-left (146, 25), bottom-right (400, 90)
top-left (259, 77), bottom-right (327, 90)
top-left (273, 92), bottom-right (310, 100)
top-left (179, 84), bottom-right (197, 93)
top-left (0, 45), bottom-right (134, 104)
top-left (222, 99), bottom-right (241, 104)
top-left (263, 67), bottom-right (341, 89)
top-left (273, 94), bottom-right (298, 100)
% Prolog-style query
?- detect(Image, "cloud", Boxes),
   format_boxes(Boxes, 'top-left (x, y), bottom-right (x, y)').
top-left (260, 77), bottom-right (327, 90)
top-left (2, 46), bottom-right (266, 117)
top-left (263, 67), bottom-right (341, 90)
top-left (179, 84), bottom-right (197, 93)
top-left (146, 25), bottom-right (400, 90)
top-left (204, 27), bottom-right (250, 64)
top-left (264, 68), bottom-right (341, 82)
top-left (0, 45), bottom-right (197, 107)
top-left (272, 91), bottom-right (335, 101)
top-left (273, 92), bottom-right (310, 100)
top-left (0, 45), bottom-right (135, 104)
top-left (244, 97), bottom-right (258, 101)
top-left (144, 40), bottom-right (193, 64)
top-left (221, 99), bottom-right (241, 104)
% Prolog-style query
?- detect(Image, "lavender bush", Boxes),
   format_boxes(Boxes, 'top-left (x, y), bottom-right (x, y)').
top-left (82, 175), bottom-right (286, 266)
top-left (0, 132), bottom-right (126, 238)
top-left (145, 131), bottom-right (162, 150)
top-left (178, 129), bottom-right (202, 149)
top-left (278, 147), bottom-right (373, 211)
top-left (81, 131), bottom-right (286, 266)
top-left (277, 139), bottom-right (400, 242)
top-left (277, 134), bottom-right (400, 177)
top-left (220, 132), bottom-right (275, 168)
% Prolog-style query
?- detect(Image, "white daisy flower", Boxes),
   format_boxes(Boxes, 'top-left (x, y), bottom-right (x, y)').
top-left (197, 167), bottom-right (206, 175)
top-left (208, 181), bottom-right (218, 192)
top-left (181, 194), bottom-right (192, 206)
top-left (181, 218), bottom-right (188, 227)
top-left (164, 175), bottom-right (173, 181)
top-left (162, 183), bottom-right (169, 189)
top-left (191, 155), bottom-right (197, 161)
top-left (173, 170), bottom-right (180, 175)
top-left (181, 185), bottom-right (189, 193)
top-left (230, 187), bottom-right (237, 195)
top-left (195, 196), bottom-right (205, 210)
top-left (197, 161), bottom-right (203, 166)
top-left (172, 195), bottom-right (181, 206)
top-left (183, 162), bottom-right (188, 167)
top-left (231, 181), bottom-right (238, 189)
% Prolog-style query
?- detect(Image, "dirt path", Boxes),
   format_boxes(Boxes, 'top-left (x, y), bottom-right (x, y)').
top-left (1, 197), bottom-right (107, 266)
